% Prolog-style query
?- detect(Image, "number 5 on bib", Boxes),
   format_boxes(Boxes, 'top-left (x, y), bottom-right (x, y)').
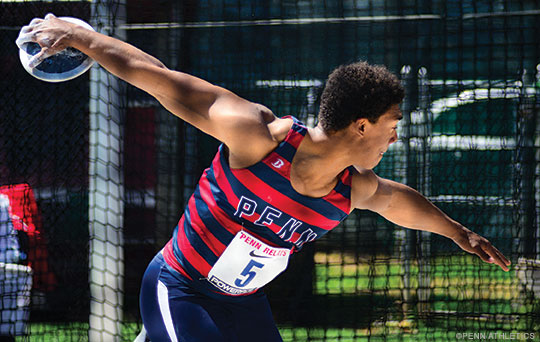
top-left (208, 231), bottom-right (290, 295)
top-left (235, 259), bottom-right (265, 287)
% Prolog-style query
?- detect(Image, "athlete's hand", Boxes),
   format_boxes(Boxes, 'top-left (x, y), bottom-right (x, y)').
top-left (451, 226), bottom-right (511, 271)
top-left (15, 13), bottom-right (74, 68)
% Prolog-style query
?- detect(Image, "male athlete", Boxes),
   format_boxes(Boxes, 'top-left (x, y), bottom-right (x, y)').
top-left (18, 14), bottom-right (511, 342)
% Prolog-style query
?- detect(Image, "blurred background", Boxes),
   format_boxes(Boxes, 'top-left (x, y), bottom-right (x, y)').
top-left (0, 0), bottom-right (539, 341)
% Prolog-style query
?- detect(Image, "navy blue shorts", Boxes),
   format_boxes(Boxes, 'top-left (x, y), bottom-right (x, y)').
top-left (140, 252), bottom-right (284, 342)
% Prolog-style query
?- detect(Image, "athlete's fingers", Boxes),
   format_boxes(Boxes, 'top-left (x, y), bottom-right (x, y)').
top-left (482, 244), bottom-right (510, 271)
top-left (29, 18), bottom-right (43, 27)
top-left (15, 30), bottom-right (36, 49)
top-left (471, 238), bottom-right (510, 272)
top-left (490, 243), bottom-right (511, 266)
top-left (44, 13), bottom-right (57, 21)
top-left (16, 19), bottom-right (45, 49)
top-left (471, 245), bottom-right (491, 263)
top-left (28, 47), bottom-right (55, 68)
top-left (19, 25), bottom-right (33, 35)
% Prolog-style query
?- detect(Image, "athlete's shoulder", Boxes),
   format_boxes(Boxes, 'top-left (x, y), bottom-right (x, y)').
top-left (266, 114), bottom-right (295, 144)
top-left (225, 106), bottom-right (294, 168)
top-left (350, 167), bottom-right (379, 210)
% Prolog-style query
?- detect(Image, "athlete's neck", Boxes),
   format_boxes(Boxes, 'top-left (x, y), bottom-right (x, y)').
top-left (290, 125), bottom-right (353, 198)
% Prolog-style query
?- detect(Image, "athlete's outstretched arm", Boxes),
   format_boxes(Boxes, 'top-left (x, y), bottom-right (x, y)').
top-left (351, 170), bottom-right (511, 271)
top-left (16, 14), bottom-right (277, 165)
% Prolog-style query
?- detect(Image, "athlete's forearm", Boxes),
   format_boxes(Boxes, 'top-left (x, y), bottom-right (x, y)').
top-left (65, 23), bottom-right (171, 94)
top-left (72, 26), bottom-right (164, 68)
top-left (378, 182), bottom-right (463, 239)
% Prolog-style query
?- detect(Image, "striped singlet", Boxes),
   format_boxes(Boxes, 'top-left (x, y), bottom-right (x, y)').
top-left (162, 116), bottom-right (354, 298)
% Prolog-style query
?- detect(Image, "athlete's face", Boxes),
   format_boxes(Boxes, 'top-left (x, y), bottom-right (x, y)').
top-left (354, 104), bottom-right (402, 169)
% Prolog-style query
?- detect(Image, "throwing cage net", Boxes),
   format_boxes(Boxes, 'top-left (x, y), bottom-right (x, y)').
top-left (1, 0), bottom-right (539, 341)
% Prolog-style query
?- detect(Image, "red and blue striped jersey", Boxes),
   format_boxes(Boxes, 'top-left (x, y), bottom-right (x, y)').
top-left (163, 116), bottom-right (354, 296)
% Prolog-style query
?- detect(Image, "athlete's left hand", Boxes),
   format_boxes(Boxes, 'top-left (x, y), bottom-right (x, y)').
top-left (451, 227), bottom-right (511, 271)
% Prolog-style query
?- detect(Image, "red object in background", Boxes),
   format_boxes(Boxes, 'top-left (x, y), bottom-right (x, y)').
top-left (0, 184), bottom-right (57, 291)
top-left (124, 106), bottom-right (159, 236)
top-left (125, 107), bottom-right (156, 188)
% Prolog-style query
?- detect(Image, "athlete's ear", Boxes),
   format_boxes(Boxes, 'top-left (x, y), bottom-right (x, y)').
top-left (352, 118), bottom-right (368, 137)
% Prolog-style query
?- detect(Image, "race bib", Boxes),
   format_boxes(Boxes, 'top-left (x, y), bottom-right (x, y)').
top-left (207, 231), bottom-right (290, 295)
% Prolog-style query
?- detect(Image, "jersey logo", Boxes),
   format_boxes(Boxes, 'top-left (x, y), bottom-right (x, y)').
top-left (271, 158), bottom-right (284, 169)
top-left (249, 250), bottom-right (272, 259)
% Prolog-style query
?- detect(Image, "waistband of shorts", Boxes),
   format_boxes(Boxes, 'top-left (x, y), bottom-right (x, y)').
top-left (154, 247), bottom-right (264, 303)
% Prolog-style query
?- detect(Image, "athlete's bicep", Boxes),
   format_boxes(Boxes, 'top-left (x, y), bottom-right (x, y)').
top-left (151, 70), bottom-right (259, 137)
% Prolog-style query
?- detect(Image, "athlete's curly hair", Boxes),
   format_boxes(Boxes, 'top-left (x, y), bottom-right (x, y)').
top-left (318, 61), bottom-right (405, 132)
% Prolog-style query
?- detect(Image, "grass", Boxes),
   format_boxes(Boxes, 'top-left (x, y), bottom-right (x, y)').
top-left (306, 252), bottom-right (539, 341)
top-left (17, 322), bottom-right (540, 342)
top-left (314, 253), bottom-right (517, 298)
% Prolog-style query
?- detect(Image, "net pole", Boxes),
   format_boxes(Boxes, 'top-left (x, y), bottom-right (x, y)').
top-left (88, 2), bottom-right (126, 341)
top-left (517, 69), bottom-right (537, 259)
top-left (398, 65), bottom-right (413, 317)
top-left (417, 67), bottom-right (432, 316)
